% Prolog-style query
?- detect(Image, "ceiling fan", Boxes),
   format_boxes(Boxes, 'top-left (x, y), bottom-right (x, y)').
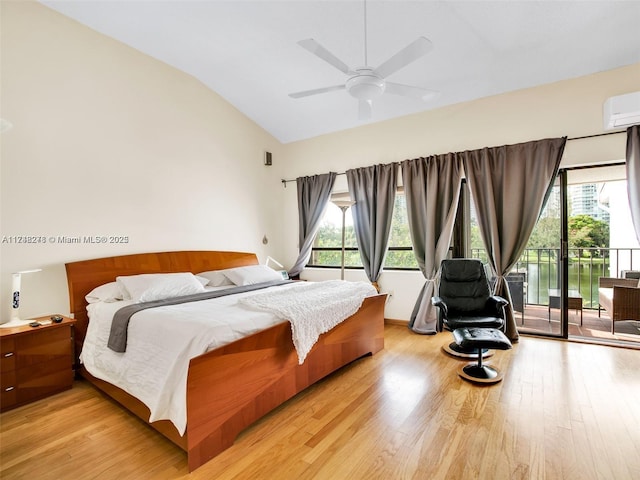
top-left (288, 1), bottom-right (437, 120)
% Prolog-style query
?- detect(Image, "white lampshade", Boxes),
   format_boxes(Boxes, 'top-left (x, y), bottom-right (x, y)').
top-left (332, 199), bottom-right (355, 209)
top-left (265, 256), bottom-right (284, 269)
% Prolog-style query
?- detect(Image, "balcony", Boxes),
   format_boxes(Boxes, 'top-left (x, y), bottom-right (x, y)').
top-left (472, 247), bottom-right (640, 344)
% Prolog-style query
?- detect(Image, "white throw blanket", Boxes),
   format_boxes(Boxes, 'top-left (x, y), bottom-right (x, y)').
top-left (240, 280), bottom-right (377, 363)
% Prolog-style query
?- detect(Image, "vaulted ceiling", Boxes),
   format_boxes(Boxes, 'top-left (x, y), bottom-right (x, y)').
top-left (41, 1), bottom-right (640, 143)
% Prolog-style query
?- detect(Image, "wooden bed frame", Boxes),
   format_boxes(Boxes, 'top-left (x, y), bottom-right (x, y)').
top-left (65, 250), bottom-right (386, 471)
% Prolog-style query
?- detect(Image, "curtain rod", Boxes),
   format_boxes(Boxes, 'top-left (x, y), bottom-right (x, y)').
top-left (280, 130), bottom-right (627, 186)
top-left (281, 172), bottom-right (345, 187)
top-left (566, 130), bottom-right (625, 142)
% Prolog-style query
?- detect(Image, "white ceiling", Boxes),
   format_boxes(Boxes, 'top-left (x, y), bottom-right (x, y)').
top-left (41, 1), bottom-right (640, 144)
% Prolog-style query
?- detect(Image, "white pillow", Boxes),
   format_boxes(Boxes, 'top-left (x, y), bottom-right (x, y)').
top-left (195, 275), bottom-right (211, 287)
top-left (85, 282), bottom-right (124, 304)
top-left (116, 272), bottom-right (206, 303)
top-left (222, 265), bottom-right (283, 286)
top-left (197, 270), bottom-right (234, 287)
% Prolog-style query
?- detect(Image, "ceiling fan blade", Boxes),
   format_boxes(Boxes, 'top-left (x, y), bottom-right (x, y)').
top-left (358, 99), bottom-right (372, 120)
top-left (385, 82), bottom-right (439, 100)
top-left (374, 37), bottom-right (433, 78)
top-left (289, 84), bottom-right (345, 99)
top-left (297, 39), bottom-right (354, 75)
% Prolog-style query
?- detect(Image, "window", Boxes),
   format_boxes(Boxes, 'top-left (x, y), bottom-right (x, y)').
top-left (308, 191), bottom-right (419, 270)
top-left (385, 193), bottom-right (419, 269)
top-left (309, 199), bottom-right (361, 268)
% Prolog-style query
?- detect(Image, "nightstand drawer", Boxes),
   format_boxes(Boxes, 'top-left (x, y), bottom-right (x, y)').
top-left (1, 338), bottom-right (16, 372)
top-left (1, 370), bottom-right (16, 391)
top-left (1, 350), bottom-right (16, 373)
top-left (1, 370), bottom-right (17, 409)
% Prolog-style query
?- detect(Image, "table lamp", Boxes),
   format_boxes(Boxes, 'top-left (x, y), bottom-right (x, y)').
top-left (1, 269), bottom-right (42, 328)
top-left (265, 256), bottom-right (289, 279)
top-left (265, 256), bottom-right (284, 269)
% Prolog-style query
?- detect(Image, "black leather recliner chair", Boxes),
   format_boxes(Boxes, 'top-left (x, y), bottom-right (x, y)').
top-left (431, 258), bottom-right (508, 358)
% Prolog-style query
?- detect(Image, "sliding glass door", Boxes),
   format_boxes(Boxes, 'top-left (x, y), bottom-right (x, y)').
top-left (467, 173), bottom-right (568, 338)
top-left (465, 162), bottom-right (640, 344)
top-left (496, 165), bottom-right (639, 344)
top-left (515, 173), bottom-right (568, 338)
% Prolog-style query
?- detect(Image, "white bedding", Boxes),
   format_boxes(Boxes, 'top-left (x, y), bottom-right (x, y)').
top-left (80, 280), bottom-right (375, 435)
top-left (241, 280), bottom-right (376, 364)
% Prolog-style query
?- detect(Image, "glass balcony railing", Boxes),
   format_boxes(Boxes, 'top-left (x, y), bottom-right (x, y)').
top-left (471, 247), bottom-right (640, 309)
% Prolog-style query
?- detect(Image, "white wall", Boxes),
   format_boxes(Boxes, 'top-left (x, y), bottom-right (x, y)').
top-left (280, 63), bottom-right (640, 321)
top-left (0, 2), bottom-right (284, 320)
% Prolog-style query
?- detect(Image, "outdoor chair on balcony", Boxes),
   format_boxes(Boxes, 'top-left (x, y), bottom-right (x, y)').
top-left (432, 259), bottom-right (509, 358)
top-left (598, 276), bottom-right (640, 333)
top-left (621, 270), bottom-right (640, 280)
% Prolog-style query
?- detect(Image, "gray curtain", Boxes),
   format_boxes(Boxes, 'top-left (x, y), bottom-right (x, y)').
top-left (346, 163), bottom-right (398, 289)
top-left (288, 172), bottom-right (337, 277)
top-left (401, 154), bottom-right (463, 334)
top-left (627, 125), bottom-right (640, 243)
top-left (463, 137), bottom-right (566, 341)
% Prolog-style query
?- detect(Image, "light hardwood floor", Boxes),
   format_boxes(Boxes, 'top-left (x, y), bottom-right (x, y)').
top-left (1, 325), bottom-right (639, 479)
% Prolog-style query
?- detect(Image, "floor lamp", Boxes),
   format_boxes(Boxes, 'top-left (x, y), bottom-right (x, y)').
top-left (331, 199), bottom-right (355, 280)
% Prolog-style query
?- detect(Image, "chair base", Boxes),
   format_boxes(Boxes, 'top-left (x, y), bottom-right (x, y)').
top-left (458, 364), bottom-right (504, 384)
top-left (442, 341), bottom-right (494, 359)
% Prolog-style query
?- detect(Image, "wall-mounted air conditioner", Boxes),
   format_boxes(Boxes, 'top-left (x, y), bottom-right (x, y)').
top-left (603, 91), bottom-right (640, 130)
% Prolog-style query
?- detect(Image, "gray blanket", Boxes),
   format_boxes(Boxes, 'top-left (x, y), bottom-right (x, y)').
top-left (107, 280), bottom-right (292, 352)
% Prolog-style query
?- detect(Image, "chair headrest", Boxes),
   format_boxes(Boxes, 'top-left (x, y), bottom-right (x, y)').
top-left (441, 259), bottom-right (485, 282)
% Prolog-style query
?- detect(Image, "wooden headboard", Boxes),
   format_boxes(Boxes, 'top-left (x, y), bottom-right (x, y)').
top-left (65, 250), bottom-right (258, 323)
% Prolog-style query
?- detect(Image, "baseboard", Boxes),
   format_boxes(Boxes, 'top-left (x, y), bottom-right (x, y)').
top-left (384, 318), bottom-right (409, 326)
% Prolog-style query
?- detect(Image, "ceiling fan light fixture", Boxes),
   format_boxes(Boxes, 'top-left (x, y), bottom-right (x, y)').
top-left (346, 69), bottom-right (385, 100)
top-left (289, 2), bottom-right (437, 117)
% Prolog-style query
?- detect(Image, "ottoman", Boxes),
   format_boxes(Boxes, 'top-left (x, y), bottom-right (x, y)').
top-left (452, 327), bottom-right (512, 384)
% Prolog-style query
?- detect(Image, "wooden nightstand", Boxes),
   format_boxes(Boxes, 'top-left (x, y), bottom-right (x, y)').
top-left (0, 315), bottom-right (75, 412)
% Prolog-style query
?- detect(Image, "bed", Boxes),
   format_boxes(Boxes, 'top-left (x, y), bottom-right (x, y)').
top-left (65, 250), bottom-right (386, 471)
